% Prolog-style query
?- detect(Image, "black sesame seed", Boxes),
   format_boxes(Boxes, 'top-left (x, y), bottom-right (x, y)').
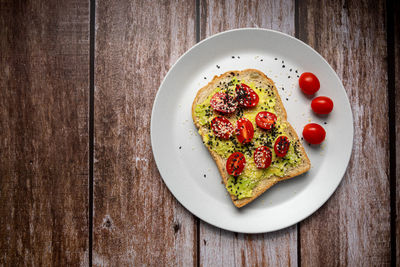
top-left (288, 76), bottom-right (290, 78)
top-left (260, 59), bottom-right (263, 61)
top-left (290, 68), bottom-right (292, 71)
top-left (295, 70), bottom-right (298, 73)
top-left (282, 65), bottom-right (285, 68)
top-left (232, 56), bottom-right (235, 58)
top-left (216, 65), bottom-right (220, 69)
top-left (275, 58), bottom-right (278, 60)
top-left (286, 98), bottom-right (289, 101)
top-left (204, 174), bottom-right (206, 178)
top-left (324, 122), bottom-right (327, 125)
top-left (297, 75), bottom-right (300, 78)
top-left (237, 56), bottom-right (240, 59)
top-left (204, 77), bottom-right (207, 79)
top-left (179, 146), bottom-right (182, 149)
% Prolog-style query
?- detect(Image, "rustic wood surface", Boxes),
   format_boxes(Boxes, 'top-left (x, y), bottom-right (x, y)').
top-left (298, 0), bottom-right (391, 265)
top-left (198, 1), bottom-right (298, 266)
top-left (0, 0), bottom-right (90, 265)
top-left (93, 0), bottom-right (196, 265)
top-left (394, 0), bottom-right (400, 263)
top-left (0, 0), bottom-right (397, 265)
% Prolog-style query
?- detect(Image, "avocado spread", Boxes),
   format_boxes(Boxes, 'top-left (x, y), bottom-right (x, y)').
top-left (195, 77), bottom-right (302, 199)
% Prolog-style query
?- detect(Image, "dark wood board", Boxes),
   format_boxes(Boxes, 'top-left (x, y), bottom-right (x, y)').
top-left (394, 0), bottom-right (400, 263)
top-left (93, 0), bottom-right (197, 265)
top-left (198, 1), bottom-right (298, 266)
top-left (297, 0), bottom-right (391, 265)
top-left (0, 0), bottom-right (90, 265)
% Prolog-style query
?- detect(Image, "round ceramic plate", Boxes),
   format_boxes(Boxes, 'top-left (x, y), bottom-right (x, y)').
top-left (151, 28), bottom-right (353, 233)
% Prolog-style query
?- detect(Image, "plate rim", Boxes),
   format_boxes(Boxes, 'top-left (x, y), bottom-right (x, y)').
top-left (151, 28), bottom-right (354, 233)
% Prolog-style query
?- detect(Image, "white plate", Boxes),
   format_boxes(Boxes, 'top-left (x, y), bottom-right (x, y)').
top-left (151, 28), bottom-right (353, 233)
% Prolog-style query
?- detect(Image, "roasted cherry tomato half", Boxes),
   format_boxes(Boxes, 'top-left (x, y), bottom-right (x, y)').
top-left (303, 123), bottom-right (326, 144)
top-left (299, 72), bottom-right (320, 95)
top-left (311, 96), bottom-right (334, 114)
top-left (235, 83), bottom-right (259, 108)
top-left (226, 152), bottom-right (246, 176)
top-left (211, 117), bottom-right (234, 139)
top-left (254, 146), bottom-right (272, 169)
top-left (274, 136), bottom-right (290, 157)
top-left (210, 92), bottom-right (238, 113)
top-left (236, 117), bottom-right (254, 144)
top-left (255, 111), bottom-right (277, 130)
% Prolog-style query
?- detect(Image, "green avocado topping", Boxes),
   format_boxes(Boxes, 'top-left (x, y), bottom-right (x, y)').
top-left (195, 77), bottom-right (302, 199)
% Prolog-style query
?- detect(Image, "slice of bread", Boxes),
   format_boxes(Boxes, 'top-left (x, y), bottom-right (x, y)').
top-left (192, 69), bottom-right (311, 208)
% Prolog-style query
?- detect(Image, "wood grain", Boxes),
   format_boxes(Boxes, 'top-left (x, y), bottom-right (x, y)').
top-left (199, 1), bottom-right (297, 266)
top-left (93, 0), bottom-right (196, 265)
top-left (394, 0), bottom-right (400, 263)
top-left (298, 0), bottom-right (391, 265)
top-left (0, 0), bottom-right (89, 265)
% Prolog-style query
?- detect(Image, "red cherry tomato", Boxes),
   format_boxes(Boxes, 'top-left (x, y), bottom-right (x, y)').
top-left (299, 72), bottom-right (320, 95)
top-left (235, 83), bottom-right (259, 107)
top-left (236, 118), bottom-right (254, 144)
top-left (210, 92), bottom-right (238, 113)
top-left (226, 152), bottom-right (246, 176)
top-left (254, 146), bottom-right (272, 169)
top-left (302, 123), bottom-right (326, 144)
top-left (211, 117), bottom-right (234, 139)
top-left (274, 136), bottom-right (290, 157)
top-left (311, 96), bottom-right (334, 114)
top-left (255, 111), bottom-right (277, 130)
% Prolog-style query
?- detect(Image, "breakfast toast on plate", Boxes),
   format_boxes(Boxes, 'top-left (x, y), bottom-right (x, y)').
top-left (192, 69), bottom-right (311, 208)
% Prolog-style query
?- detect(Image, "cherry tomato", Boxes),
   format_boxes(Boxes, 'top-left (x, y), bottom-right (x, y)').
top-left (254, 146), bottom-right (272, 169)
top-left (210, 92), bottom-right (238, 113)
top-left (226, 152), bottom-right (246, 176)
top-left (311, 96), bottom-right (334, 114)
top-left (274, 136), bottom-right (290, 157)
top-left (235, 83), bottom-right (259, 107)
top-left (302, 123), bottom-right (326, 144)
top-left (211, 117), bottom-right (234, 139)
top-left (236, 118), bottom-right (254, 144)
top-left (299, 72), bottom-right (320, 95)
top-left (255, 111), bottom-right (277, 130)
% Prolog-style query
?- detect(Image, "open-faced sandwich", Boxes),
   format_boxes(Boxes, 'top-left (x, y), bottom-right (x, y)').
top-left (192, 69), bottom-right (311, 208)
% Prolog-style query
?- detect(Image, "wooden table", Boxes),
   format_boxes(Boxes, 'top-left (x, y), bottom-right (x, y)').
top-left (1, 0), bottom-right (399, 265)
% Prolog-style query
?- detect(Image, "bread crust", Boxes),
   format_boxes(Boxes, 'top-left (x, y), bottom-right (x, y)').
top-left (192, 69), bottom-right (311, 208)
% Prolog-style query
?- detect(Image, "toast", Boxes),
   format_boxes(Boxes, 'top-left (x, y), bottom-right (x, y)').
top-left (192, 69), bottom-right (311, 208)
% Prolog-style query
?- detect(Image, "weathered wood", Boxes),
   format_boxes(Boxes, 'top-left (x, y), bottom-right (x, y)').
top-left (394, 0), bottom-right (400, 263)
top-left (0, 0), bottom-right (89, 265)
top-left (199, 1), bottom-right (297, 266)
top-left (93, 0), bottom-right (197, 265)
top-left (298, 0), bottom-right (391, 265)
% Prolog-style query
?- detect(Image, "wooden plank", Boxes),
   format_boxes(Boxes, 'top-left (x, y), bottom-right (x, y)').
top-left (298, 0), bottom-right (391, 265)
top-left (0, 0), bottom-right (89, 265)
top-left (394, 0), bottom-right (400, 263)
top-left (199, 1), bottom-right (297, 266)
top-left (93, 0), bottom-right (196, 265)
